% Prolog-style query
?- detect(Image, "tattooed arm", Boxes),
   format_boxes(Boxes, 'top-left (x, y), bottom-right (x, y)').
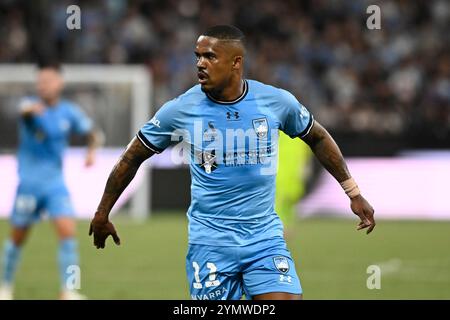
top-left (89, 137), bottom-right (155, 248)
top-left (302, 121), bottom-right (376, 234)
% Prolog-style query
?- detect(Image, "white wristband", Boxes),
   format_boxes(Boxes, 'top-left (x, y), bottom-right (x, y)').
top-left (340, 177), bottom-right (360, 199)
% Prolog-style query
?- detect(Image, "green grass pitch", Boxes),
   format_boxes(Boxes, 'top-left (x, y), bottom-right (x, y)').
top-left (1, 213), bottom-right (450, 299)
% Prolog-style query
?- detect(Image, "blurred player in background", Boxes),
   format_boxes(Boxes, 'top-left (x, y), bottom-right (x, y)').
top-left (0, 62), bottom-right (101, 300)
top-left (89, 25), bottom-right (375, 300)
top-left (275, 132), bottom-right (312, 238)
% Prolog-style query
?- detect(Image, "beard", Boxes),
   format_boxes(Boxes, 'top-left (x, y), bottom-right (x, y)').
top-left (201, 81), bottom-right (226, 98)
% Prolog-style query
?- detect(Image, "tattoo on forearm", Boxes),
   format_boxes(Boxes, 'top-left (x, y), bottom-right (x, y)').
top-left (104, 156), bottom-right (139, 196)
top-left (313, 137), bottom-right (350, 182)
top-left (304, 122), bottom-right (350, 183)
top-left (97, 138), bottom-right (153, 214)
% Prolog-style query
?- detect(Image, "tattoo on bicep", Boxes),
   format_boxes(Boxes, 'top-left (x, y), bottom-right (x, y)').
top-left (125, 137), bottom-right (154, 162)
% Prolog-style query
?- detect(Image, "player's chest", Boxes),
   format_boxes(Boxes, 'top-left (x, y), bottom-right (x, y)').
top-left (183, 105), bottom-right (279, 146)
top-left (36, 110), bottom-right (71, 138)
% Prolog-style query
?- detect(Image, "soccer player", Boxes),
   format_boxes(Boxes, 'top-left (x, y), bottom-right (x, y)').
top-left (0, 62), bottom-right (101, 300)
top-left (89, 25), bottom-right (375, 300)
top-left (275, 131), bottom-right (312, 237)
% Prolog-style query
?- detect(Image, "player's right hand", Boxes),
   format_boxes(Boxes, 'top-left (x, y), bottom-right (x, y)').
top-left (89, 212), bottom-right (121, 249)
top-left (22, 102), bottom-right (45, 115)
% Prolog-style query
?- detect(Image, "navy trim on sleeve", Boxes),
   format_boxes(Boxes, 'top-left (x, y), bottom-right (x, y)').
top-left (297, 114), bottom-right (314, 139)
top-left (136, 131), bottom-right (164, 154)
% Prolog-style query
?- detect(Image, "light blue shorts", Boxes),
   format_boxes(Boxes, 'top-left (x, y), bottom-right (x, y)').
top-left (11, 183), bottom-right (75, 227)
top-left (186, 237), bottom-right (302, 300)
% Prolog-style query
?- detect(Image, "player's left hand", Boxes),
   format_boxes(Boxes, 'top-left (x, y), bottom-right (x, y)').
top-left (89, 212), bottom-right (121, 248)
top-left (350, 194), bottom-right (376, 234)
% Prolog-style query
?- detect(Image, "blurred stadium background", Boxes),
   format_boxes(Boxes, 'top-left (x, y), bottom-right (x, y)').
top-left (0, 0), bottom-right (449, 299)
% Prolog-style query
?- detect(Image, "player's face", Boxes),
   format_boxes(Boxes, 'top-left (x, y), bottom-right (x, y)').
top-left (195, 36), bottom-right (235, 93)
top-left (36, 68), bottom-right (64, 104)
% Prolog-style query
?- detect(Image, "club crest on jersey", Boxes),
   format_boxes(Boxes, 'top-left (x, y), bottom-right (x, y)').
top-left (252, 118), bottom-right (268, 138)
top-left (195, 149), bottom-right (218, 174)
top-left (273, 256), bottom-right (290, 274)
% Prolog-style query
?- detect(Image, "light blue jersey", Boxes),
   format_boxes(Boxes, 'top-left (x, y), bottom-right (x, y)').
top-left (11, 97), bottom-right (92, 227)
top-left (138, 80), bottom-right (313, 247)
top-left (17, 97), bottom-right (92, 187)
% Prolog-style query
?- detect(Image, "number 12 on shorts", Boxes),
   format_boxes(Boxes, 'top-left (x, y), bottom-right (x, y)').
top-left (192, 261), bottom-right (221, 289)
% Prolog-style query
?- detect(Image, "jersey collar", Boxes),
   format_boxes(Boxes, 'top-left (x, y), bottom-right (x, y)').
top-left (206, 80), bottom-right (248, 105)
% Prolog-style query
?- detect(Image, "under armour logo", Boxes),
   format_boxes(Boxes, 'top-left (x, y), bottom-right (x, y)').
top-left (226, 111), bottom-right (239, 120)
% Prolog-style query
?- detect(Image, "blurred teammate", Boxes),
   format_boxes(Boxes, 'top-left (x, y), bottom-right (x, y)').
top-left (0, 63), bottom-right (101, 300)
top-left (89, 25), bottom-right (375, 300)
top-left (275, 131), bottom-right (312, 237)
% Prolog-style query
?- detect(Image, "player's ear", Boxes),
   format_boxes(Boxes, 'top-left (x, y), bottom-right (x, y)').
top-left (232, 56), bottom-right (243, 70)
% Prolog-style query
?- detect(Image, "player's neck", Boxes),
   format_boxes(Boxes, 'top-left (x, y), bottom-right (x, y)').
top-left (42, 97), bottom-right (60, 107)
top-left (211, 78), bottom-right (244, 102)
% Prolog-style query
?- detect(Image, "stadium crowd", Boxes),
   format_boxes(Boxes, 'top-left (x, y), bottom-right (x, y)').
top-left (0, 0), bottom-right (449, 147)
